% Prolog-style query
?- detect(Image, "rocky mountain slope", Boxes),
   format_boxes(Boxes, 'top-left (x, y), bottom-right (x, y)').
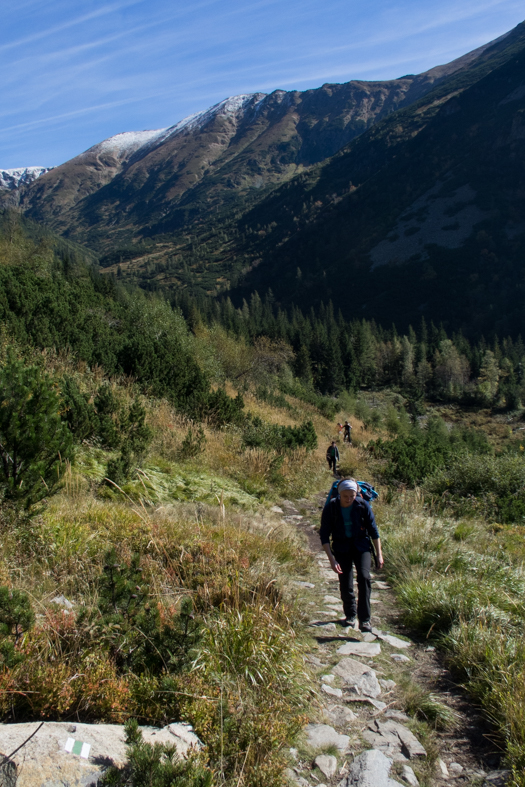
top-left (2, 30), bottom-right (511, 257)
top-left (0, 166), bottom-right (51, 191)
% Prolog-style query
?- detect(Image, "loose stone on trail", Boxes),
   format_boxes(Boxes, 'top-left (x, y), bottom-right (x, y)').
top-left (363, 720), bottom-right (427, 761)
top-left (362, 632), bottom-right (377, 642)
top-left (372, 581), bottom-right (391, 590)
top-left (270, 505), bottom-right (284, 513)
top-left (295, 580), bottom-right (316, 588)
top-left (324, 595), bottom-right (342, 604)
top-left (323, 704), bottom-right (357, 725)
top-left (333, 657), bottom-right (381, 698)
top-left (304, 724), bottom-right (349, 753)
top-left (390, 653), bottom-right (411, 663)
top-left (315, 754), bottom-right (338, 779)
top-left (376, 632), bottom-right (412, 649)
top-left (309, 621), bottom-right (337, 632)
top-left (322, 684), bottom-right (343, 698)
top-left (336, 749), bottom-right (403, 787)
top-left (400, 764), bottom-right (420, 786)
top-left (336, 641), bottom-right (381, 657)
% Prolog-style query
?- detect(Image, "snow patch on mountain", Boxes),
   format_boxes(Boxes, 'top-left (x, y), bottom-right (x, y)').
top-left (0, 167), bottom-right (51, 191)
top-left (82, 93), bottom-right (270, 163)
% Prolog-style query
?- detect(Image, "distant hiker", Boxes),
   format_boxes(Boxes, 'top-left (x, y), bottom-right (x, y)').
top-left (343, 420), bottom-right (352, 443)
top-left (337, 422), bottom-right (344, 435)
top-left (326, 441), bottom-right (340, 474)
top-left (320, 478), bottom-right (384, 633)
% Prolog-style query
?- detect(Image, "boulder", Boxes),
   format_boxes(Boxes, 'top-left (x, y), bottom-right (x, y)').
top-left (304, 724), bottom-right (349, 754)
top-left (362, 720), bottom-right (427, 761)
top-left (0, 721), bottom-right (201, 787)
top-left (337, 749), bottom-right (403, 787)
top-left (337, 641), bottom-right (381, 657)
top-left (323, 704), bottom-right (357, 726)
top-left (333, 658), bottom-right (381, 698)
top-left (315, 754), bottom-right (338, 779)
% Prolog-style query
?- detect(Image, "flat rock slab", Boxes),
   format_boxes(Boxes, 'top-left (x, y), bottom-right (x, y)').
top-left (337, 749), bottom-right (403, 787)
top-left (310, 621), bottom-right (337, 632)
top-left (270, 506), bottom-right (284, 513)
top-left (363, 720), bottom-right (427, 761)
top-left (390, 654), bottom-right (411, 663)
top-left (322, 684), bottom-right (343, 698)
top-left (304, 724), bottom-right (349, 753)
top-left (323, 704), bottom-right (357, 726)
top-left (372, 581), bottom-right (391, 590)
top-left (376, 632), bottom-right (412, 649)
top-left (333, 657), bottom-right (381, 698)
top-left (401, 764), bottom-right (419, 786)
top-left (323, 595), bottom-right (342, 604)
top-left (483, 773), bottom-right (511, 787)
top-left (337, 641), bottom-right (381, 657)
top-left (294, 580), bottom-right (315, 588)
top-left (315, 754), bottom-right (338, 779)
top-left (0, 721), bottom-right (200, 787)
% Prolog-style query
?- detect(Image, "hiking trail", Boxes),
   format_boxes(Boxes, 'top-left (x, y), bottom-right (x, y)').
top-left (275, 494), bottom-right (510, 787)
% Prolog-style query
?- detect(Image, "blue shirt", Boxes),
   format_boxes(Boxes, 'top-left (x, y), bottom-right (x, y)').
top-left (341, 504), bottom-right (353, 538)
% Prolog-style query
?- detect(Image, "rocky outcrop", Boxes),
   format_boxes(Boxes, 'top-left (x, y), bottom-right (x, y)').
top-left (0, 721), bottom-right (201, 787)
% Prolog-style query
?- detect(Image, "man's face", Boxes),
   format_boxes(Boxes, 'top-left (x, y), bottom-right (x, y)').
top-left (340, 489), bottom-right (357, 507)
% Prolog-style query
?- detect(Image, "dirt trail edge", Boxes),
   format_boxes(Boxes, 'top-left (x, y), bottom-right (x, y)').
top-left (278, 494), bottom-right (510, 787)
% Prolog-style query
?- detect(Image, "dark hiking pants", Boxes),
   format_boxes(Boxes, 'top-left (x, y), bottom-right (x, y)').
top-left (335, 548), bottom-right (372, 623)
top-left (328, 456), bottom-right (337, 472)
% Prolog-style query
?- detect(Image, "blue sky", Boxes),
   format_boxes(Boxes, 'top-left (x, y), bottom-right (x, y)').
top-left (1, 0), bottom-right (523, 169)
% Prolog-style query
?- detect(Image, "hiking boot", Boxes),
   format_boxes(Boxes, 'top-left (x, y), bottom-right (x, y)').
top-left (359, 620), bottom-right (373, 633)
top-left (343, 616), bottom-right (356, 627)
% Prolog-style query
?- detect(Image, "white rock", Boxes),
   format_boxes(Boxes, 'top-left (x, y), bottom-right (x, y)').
top-left (271, 505), bottom-right (284, 513)
top-left (323, 704), bottom-right (357, 726)
top-left (379, 679), bottom-right (397, 690)
top-left (321, 674), bottom-right (335, 683)
top-left (295, 580), bottom-right (315, 588)
top-left (337, 641), bottom-right (381, 657)
top-left (363, 632), bottom-right (378, 642)
top-left (333, 657), bottom-right (381, 698)
top-left (337, 749), bottom-right (402, 786)
top-left (438, 758), bottom-right (449, 777)
top-left (385, 710), bottom-right (409, 722)
top-left (310, 621), bottom-right (337, 632)
top-left (449, 762), bottom-right (463, 774)
top-left (324, 595), bottom-right (342, 604)
top-left (315, 754), bottom-right (338, 779)
top-left (305, 724), bottom-right (349, 753)
top-left (372, 581), bottom-right (391, 590)
top-left (401, 764), bottom-right (420, 786)
top-left (322, 684), bottom-right (343, 698)
top-left (0, 721), bottom-right (201, 787)
top-left (376, 632), bottom-right (412, 649)
top-left (390, 654), bottom-right (411, 663)
top-left (50, 594), bottom-right (74, 609)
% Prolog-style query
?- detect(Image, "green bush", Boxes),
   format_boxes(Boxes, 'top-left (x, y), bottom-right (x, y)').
top-left (425, 453), bottom-right (525, 523)
top-left (0, 355), bottom-right (74, 507)
top-left (370, 417), bottom-right (492, 486)
top-left (242, 416), bottom-right (317, 452)
top-left (179, 425), bottom-right (207, 459)
top-left (100, 719), bottom-right (212, 787)
top-left (83, 549), bottom-right (202, 676)
top-left (0, 586), bottom-right (34, 668)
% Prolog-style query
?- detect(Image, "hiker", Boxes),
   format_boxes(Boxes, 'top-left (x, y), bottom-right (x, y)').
top-left (326, 441), bottom-right (340, 474)
top-left (343, 420), bottom-right (352, 443)
top-left (319, 478), bottom-right (383, 633)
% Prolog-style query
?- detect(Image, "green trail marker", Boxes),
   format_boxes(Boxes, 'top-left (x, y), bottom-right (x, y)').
top-left (65, 737), bottom-right (91, 759)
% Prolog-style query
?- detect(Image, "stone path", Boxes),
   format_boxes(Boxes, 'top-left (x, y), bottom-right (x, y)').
top-left (278, 495), bottom-right (510, 787)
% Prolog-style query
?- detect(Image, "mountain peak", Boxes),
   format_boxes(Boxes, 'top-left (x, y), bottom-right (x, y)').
top-left (0, 167), bottom-right (52, 191)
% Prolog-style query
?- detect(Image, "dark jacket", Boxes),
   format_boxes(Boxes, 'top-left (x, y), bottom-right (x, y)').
top-left (326, 445), bottom-right (340, 461)
top-left (320, 496), bottom-right (380, 555)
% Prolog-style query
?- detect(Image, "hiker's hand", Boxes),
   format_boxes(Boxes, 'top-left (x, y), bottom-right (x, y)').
top-left (330, 557), bottom-right (343, 574)
top-left (376, 555), bottom-right (384, 570)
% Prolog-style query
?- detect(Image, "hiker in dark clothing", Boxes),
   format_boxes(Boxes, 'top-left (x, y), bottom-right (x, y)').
top-left (320, 478), bottom-right (383, 632)
top-left (343, 421), bottom-right (352, 443)
top-left (326, 441), bottom-right (340, 474)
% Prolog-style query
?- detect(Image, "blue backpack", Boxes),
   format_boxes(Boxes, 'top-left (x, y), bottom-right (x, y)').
top-left (324, 479), bottom-right (379, 507)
